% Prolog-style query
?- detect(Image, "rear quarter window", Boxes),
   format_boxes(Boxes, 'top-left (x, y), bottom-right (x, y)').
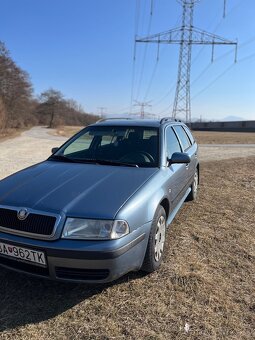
top-left (173, 125), bottom-right (191, 151)
top-left (183, 126), bottom-right (195, 145)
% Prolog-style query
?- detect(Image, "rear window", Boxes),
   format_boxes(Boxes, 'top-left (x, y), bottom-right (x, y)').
top-left (173, 125), bottom-right (191, 151)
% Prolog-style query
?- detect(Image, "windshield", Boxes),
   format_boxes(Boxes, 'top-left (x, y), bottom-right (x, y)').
top-left (50, 126), bottom-right (159, 168)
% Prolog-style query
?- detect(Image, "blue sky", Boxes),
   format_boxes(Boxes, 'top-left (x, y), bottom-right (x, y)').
top-left (0, 0), bottom-right (255, 120)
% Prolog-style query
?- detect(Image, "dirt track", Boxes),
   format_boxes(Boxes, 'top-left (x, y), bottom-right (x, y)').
top-left (0, 127), bottom-right (66, 180)
top-left (0, 126), bottom-right (255, 179)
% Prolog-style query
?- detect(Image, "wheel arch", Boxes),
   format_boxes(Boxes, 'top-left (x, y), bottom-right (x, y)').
top-left (159, 197), bottom-right (170, 220)
top-left (196, 163), bottom-right (200, 184)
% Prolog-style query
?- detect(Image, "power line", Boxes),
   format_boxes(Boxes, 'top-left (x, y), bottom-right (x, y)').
top-left (135, 0), bottom-right (154, 100)
top-left (192, 0), bottom-right (245, 67)
top-left (143, 59), bottom-right (159, 101)
top-left (152, 83), bottom-right (176, 107)
top-left (142, 13), bottom-right (183, 104)
top-left (192, 51), bottom-right (255, 101)
top-left (191, 63), bottom-right (212, 86)
top-left (191, 33), bottom-right (255, 89)
top-left (130, 0), bottom-right (141, 113)
top-left (136, 0), bottom-right (238, 123)
top-left (225, 0), bottom-right (244, 18)
top-left (192, 63), bottom-right (235, 100)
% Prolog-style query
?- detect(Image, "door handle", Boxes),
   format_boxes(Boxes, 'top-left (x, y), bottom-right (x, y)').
top-left (186, 164), bottom-right (189, 169)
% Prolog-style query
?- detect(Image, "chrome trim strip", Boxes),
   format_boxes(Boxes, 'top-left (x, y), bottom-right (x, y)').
top-left (0, 205), bottom-right (62, 240)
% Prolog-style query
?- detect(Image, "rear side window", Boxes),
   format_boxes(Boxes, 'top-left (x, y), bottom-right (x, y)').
top-left (183, 126), bottom-right (195, 144)
top-left (166, 127), bottom-right (181, 158)
top-left (173, 125), bottom-right (191, 151)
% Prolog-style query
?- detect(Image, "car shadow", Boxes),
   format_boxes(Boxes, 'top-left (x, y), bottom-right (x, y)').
top-left (0, 267), bottom-right (146, 332)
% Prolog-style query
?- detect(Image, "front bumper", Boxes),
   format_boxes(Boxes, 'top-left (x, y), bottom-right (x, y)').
top-left (0, 222), bottom-right (151, 283)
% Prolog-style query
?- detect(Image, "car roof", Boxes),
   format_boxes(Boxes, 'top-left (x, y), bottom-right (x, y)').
top-left (92, 118), bottom-right (186, 128)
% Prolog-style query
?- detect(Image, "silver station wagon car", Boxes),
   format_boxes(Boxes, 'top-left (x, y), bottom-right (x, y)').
top-left (0, 118), bottom-right (199, 283)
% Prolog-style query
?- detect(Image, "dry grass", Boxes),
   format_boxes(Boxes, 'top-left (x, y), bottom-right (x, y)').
top-left (52, 126), bottom-right (83, 137)
top-left (193, 131), bottom-right (255, 144)
top-left (0, 128), bottom-right (26, 142)
top-left (0, 157), bottom-right (255, 339)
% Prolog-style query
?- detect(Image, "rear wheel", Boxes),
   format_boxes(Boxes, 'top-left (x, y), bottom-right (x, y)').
top-left (187, 168), bottom-right (199, 201)
top-left (141, 206), bottom-right (166, 273)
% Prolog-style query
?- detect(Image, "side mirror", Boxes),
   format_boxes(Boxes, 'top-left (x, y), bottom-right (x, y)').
top-left (168, 152), bottom-right (191, 165)
top-left (51, 147), bottom-right (59, 154)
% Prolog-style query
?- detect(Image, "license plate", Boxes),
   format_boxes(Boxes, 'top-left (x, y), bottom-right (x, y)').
top-left (0, 242), bottom-right (47, 267)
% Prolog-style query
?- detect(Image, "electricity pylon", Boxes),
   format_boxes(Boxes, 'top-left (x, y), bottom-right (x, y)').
top-left (136, 0), bottom-right (237, 123)
top-left (98, 107), bottom-right (107, 117)
top-left (133, 100), bottom-right (152, 119)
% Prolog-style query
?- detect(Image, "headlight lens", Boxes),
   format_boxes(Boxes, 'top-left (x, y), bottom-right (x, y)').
top-left (62, 218), bottom-right (129, 240)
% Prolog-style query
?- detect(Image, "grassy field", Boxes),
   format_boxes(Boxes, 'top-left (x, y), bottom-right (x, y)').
top-left (52, 126), bottom-right (83, 138)
top-left (0, 156), bottom-right (254, 339)
top-left (193, 131), bottom-right (255, 144)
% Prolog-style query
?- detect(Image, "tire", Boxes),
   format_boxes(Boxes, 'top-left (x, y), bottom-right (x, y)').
top-left (141, 206), bottom-right (166, 273)
top-left (186, 168), bottom-right (199, 201)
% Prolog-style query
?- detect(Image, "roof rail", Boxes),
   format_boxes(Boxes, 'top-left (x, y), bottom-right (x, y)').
top-left (96, 117), bottom-right (133, 123)
top-left (160, 117), bottom-right (183, 124)
top-left (160, 117), bottom-right (173, 124)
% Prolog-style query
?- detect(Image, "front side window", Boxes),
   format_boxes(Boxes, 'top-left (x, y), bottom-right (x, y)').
top-left (52, 126), bottom-right (159, 168)
top-left (166, 127), bottom-right (181, 158)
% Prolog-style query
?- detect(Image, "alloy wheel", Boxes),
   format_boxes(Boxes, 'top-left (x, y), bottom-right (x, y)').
top-left (154, 215), bottom-right (166, 262)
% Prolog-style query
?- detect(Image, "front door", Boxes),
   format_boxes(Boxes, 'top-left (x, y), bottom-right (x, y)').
top-left (165, 126), bottom-right (187, 210)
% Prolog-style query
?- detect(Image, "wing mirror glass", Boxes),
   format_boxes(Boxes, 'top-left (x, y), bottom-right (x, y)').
top-left (168, 152), bottom-right (191, 165)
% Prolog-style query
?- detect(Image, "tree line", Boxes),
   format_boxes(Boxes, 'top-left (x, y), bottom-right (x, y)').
top-left (0, 41), bottom-right (98, 130)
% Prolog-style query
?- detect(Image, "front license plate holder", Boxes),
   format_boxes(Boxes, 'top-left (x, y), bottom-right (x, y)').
top-left (0, 241), bottom-right (47, 267)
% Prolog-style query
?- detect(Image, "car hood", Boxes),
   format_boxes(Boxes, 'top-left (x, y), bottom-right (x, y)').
top-left (0, 161), bottom-right (158, 219)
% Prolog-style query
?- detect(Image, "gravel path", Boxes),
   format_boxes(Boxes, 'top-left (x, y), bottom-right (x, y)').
top-left (0, 126), bottom-right (254, 180)
top-left (199, 144), bottom-right (255, 162)
top-left (0, 127), bottom-right (66, 180)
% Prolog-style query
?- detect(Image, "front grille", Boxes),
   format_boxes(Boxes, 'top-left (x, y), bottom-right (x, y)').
top-left (0, 255), bottom-right (49, 276)
top-left (55, 267), bottom-right (110, 281)
top-left (0, 208), bottom-right (56, 236)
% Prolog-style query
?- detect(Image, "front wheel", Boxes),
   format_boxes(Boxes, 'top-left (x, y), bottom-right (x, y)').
top-left (141, 206), bottom-right (166, 273)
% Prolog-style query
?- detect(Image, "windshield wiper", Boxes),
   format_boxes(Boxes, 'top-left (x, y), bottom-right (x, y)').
top-left (71, 158), bottom-right (139, 168)
top-left (49, 156), bottom-right (139, 167)
top-left (49, 155), bottom-right (77, 163)
top-left (93, 159), bottom-right (139, 168)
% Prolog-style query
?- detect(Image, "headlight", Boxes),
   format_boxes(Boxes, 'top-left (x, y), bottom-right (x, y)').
top-left (62, 218), bottom-right (129, 240)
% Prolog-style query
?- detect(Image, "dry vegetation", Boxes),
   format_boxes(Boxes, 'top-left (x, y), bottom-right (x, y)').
top-left (52, 125), bottom-right (84, 137)
top-left (0, 128), bottom-right (26, 141)
top-left (0, 157), bottom-right (254, 339)
top-left (193, 131), bottom-right (255, 144)
top-left (0, 41), bottom-right (98, 131)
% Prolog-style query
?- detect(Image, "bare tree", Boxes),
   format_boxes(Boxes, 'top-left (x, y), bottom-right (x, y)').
top-left (0, 41), bottom-right (34, 128)
top-left (38, 89), bottom-right (64, 128)
top-left (0, 40), bottom-right (98, 129)
top-left (0, 97), bottom-right (7, 130)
